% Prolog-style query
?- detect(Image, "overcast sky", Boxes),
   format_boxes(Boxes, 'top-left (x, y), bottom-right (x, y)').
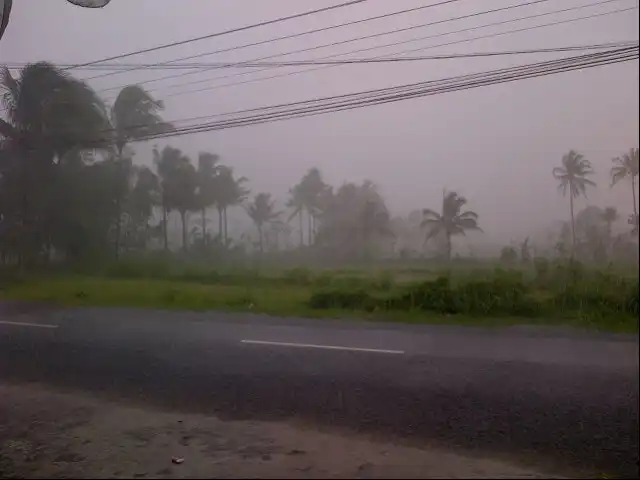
top-left (1, 0), bottom-right (638, 243)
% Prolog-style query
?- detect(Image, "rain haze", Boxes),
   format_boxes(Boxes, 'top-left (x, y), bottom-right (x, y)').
top-left (1, 2), bottom-right (639, 478)
top-left (2, 0), bottom-right (638, 249)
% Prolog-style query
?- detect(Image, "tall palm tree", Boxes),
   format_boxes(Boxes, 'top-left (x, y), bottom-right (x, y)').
top-left (610, 147), bottom-right (639, 234)
top-left (245, 192), bottom-right (280, 254)
top-left (110, 85), bottom-right (172, 257)
top-left (421, 190), bottom-right (481, 261)
top-left (196, 151), bottom-right (220, 242)
top-left (215, 166), bottom-right (248, 245)
top-left (0, 62), bottom-right (112, 264)
top-left (153, 145), bottom-right (189, 251)
top-left (0, 62), bottom-right (112, 155)
top-left (552, 150), bottom-right (596, 256)
top-left (286, 183), bottom-right (305, 247)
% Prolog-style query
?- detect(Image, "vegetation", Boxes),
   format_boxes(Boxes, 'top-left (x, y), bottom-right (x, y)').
top-left (0, 61), bottom-right (638, 333)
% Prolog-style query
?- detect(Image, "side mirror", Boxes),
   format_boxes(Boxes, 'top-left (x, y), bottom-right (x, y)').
top-left (1, 0), bottom-right (112, 42)
top-left (66, 0), bottom-right (112, 6)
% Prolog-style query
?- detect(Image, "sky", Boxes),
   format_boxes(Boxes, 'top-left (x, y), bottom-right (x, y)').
top-left (1, 0), bottom-right (638, 246)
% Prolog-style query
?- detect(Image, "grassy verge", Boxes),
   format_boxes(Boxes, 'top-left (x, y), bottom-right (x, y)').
top-left (1, 270), bottom-right (637, 333)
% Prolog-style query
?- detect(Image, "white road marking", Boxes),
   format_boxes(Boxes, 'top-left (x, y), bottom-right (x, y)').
top-left (0, 320), bottom-right (59, 329)
top-left (240, 339), bottom-right (404, 355)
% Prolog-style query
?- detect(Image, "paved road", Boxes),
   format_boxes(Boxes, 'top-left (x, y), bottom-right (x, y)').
top-left (1, 306), bottom-right (638, 477)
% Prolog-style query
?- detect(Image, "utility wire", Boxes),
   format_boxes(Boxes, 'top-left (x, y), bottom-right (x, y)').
top-left (63, 0), bottom-right (374, 70)
top-left (84, 47), bottom-right (638, 143)
top-left (89, 0), bottom-right (556, 90)
top-left (80, 0), bottom-right (468, 81)
top-left (118, 0), bottom-right (631, 96)
top-left (157, 5), bottom-right (637, 101)
top-left (6, 42), bottom-right (635, 70)
top-left (147, 49), bottom-right (638, 140)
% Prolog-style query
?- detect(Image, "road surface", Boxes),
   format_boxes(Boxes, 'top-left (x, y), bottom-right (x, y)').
top-left (1, 305), bottom-right (638, 477)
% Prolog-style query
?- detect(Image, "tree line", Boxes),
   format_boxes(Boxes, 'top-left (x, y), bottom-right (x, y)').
top-left (0, 61), bottom-right (637, 267)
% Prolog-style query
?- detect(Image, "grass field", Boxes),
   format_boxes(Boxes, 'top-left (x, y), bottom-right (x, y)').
top-left (1, 259), bottom-right (638, 333)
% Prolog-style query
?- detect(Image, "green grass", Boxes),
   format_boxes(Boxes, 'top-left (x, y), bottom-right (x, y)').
top-left (1, 261), bottom-right (638, 333)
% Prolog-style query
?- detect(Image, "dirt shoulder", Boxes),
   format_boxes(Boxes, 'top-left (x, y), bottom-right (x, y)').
top-left (0, 383), bottom-right (568, 479)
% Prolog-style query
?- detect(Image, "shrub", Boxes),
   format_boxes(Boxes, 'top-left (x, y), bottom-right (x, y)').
top-left (308, 288), bottom-right (370, 309)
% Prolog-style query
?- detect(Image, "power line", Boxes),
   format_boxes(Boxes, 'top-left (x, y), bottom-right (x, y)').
top-left (157, 5), bottom-right (637, 101)
top-left (95, 0), bottom-right (560, 94)
top-left (85, 47), bottom-right (638, 143)
top-left (63, 0), bottom-right (374, 70)
top-left (80, 0), bottom-right (468, 81)
top-left (5, 42), bottom-right (636, 70)
top-left (148, 49), bottom-right (638, 140)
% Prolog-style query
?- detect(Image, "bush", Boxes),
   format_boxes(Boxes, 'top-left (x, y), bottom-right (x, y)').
top-left (308, 288), bottom-right (370, 309)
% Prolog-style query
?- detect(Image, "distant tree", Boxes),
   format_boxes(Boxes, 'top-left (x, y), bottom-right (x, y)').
top-left (153, 145), bottom-right (197, 251)
top-left (315, 181), bottom-right (393, 261)
top-left (552, 150), bottom-right (596, 256)
top-left (245, 193), bottom-right (280, 254)
top-left (196, 151), bottom-right (220, 243)
top-left (110, 85), bottom-right (172, 257)
top-left (520, 237), bottom-right (532, 264)
top-left (421, 191), bottom-right (481, 261)
top-left (602, 206), bottom-right (619, 241)
top-left (286, 183), bottom-right (306, 247)
top-left (215, 166), bottom-right (249, 245)
top-left (610, 147), bottom-right (639, 235)
top-left (500, 246), bottom-right (518, 264)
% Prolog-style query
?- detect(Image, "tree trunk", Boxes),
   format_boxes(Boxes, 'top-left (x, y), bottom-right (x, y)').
top-left (217, 206), bottom-right (223, 241)
top-left (298, 210), bottom-right (304, 247)
top-left (223, 207), bottom-right (228, 245)
top-left (445, 233), bottom-right (452, 261)
top-left (162, 206), bottom-right (169, 251)
top-left (258, 224), bottom-right (264, 254)
top-left (180, 210), bottom-right (188, 252)
top-left (201, 208), bottom-right (207, 244)
top-left (569, 193), bottom-right (576, 258)
top-left (632, 175), bottom-right (638, 234)
top-left (307, 211), bottom-right (312, 246)
top-left (114, 145), bottom-right (125, 260)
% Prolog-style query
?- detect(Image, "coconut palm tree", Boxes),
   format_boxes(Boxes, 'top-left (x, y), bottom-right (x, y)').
top-left (110, 85), bottom-right (172, 257)
top-left (610, 147), bottom-right (639, 234)
top-left (196, 151), bottom-right (220, 242)
top-left (245, 192), bottom-right (280, 254)
top-left (215, 166), bottom-right (249, 245)
top-left (552, 150), bottom-right (596, 256)
top-left (286, 183), bottom-right (306, 247)
top-left (421, 190), bottom-right (481, 261)
top-left (0, 62), bottom-right (112, 264)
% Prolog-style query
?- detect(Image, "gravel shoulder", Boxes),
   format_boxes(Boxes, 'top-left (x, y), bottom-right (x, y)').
top-left (0, 383), bottom-right (565, 479)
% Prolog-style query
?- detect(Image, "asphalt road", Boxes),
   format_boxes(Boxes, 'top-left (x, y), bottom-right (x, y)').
top-left (1, 305), bottom-right (638, 477)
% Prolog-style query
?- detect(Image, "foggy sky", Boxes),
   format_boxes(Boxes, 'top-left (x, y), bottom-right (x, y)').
top-left (1, 0), bottom-right (638, 245)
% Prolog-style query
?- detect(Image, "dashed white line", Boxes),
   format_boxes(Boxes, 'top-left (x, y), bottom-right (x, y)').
top-left (0, 320), bottom-right (59, 329)
top-left (240, 339), bottom-right (404, 355)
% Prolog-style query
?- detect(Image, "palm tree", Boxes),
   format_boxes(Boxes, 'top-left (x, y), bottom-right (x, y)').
top-left (110, 85), bottom-right (172, 257)
top-left (298, 168), bottom-right (327, 244)
top-left (0, 62), bottom-right (112, 264)
top-left (610, 147), bottom-right (639, 234)
top-left (552, 150), bottom-right (596, 256)
top-left (215, 166), bottom-right (249, 245)
top-left (0, 63), bottom-right (112, 154)
top-left (196, 151), bottom-right (220, 243)
top-left (286, 183), bottom-right (306, 247)
top-left (245, 193), bottom-right (280, 254)
top-left (421, 190), bottom-right (481, 261)
top-left (153, 145), bottom-right (193, 251)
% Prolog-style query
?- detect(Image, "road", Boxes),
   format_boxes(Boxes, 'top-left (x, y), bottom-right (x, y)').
top-left (1, 305), bottom-right (638, 477)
